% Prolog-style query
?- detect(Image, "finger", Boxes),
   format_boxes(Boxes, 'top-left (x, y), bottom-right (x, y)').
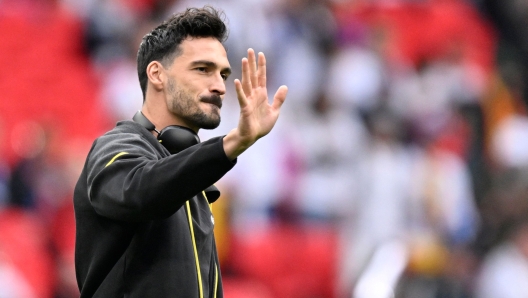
top-left (257, 52), bottom-right (266, 88)
top-left (248, 48), bottom-right (258, 88)
top-left (234, 79), bottom-right (248, 108)
top-left (241, 58), bottom-right (252, 96)
top-left (271, 85), bottom-right (288, 110)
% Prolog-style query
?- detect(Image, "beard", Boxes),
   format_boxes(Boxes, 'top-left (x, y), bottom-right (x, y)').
top-left (167, 78), bottom-right (221, 130)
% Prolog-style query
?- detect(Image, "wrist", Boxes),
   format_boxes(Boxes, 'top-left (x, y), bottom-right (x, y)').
top-left (223, 129), bottom-right (253, 161)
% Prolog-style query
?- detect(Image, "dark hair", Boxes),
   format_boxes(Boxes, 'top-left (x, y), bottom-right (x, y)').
top-left (137, 6), bottom-right (228, 99)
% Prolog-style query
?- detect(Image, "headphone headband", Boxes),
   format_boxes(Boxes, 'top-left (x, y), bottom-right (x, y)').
top-left (133, 111), bottom-right (156, 131)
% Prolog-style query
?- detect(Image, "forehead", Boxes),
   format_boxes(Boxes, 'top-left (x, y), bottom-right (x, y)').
top-left (173, 37), bottom-right (229, 67)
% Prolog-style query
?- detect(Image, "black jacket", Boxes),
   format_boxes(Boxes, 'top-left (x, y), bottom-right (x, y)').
top-left (74, 121), bottom-right (235, 297)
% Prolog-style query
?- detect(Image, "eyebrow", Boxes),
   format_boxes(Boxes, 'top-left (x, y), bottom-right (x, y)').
top-left (190, 60), bottom-right (232, 76)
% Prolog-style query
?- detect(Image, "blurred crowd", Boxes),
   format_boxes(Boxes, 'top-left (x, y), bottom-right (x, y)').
top-left (1, 0), bottom-right (528, 297)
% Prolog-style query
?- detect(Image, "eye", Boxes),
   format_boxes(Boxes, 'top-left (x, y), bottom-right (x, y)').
top-left (221, 73), bottom-right (228, 81)
top-left (196, 67), bottom-right (207, 73)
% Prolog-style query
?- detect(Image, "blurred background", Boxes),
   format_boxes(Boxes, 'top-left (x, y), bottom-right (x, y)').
top-left (1, 0), bottom-right (528, 297)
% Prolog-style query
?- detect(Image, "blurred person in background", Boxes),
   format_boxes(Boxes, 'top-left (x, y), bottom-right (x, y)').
top-left (8, 122), bottom-right (72, 222)
top-left (73, 6), bottom-right (287, 298)
top-left (340, 107), bottom-right (415, 298)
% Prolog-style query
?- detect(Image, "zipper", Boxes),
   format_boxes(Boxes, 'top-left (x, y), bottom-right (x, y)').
top-left (203, 191), bottom-right (219, 298)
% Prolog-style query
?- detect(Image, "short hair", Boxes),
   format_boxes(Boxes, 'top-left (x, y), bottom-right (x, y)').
top-left (137, 6), bottom-right (228, 100)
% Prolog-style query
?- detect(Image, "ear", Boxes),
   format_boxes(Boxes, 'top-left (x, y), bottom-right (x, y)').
top-left (146, 61), bottom-right (165, 92)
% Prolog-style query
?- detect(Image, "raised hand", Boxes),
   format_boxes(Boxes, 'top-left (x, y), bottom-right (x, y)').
top-left (223, 48), bottom-right (288, 160)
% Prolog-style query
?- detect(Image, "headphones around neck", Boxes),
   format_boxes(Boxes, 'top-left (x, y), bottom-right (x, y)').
top-left (132, 110), bottom-right (200, 155)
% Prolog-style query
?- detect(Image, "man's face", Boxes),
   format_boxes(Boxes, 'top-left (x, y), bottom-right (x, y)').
top-left (163, 37), bottom-right (231, 131)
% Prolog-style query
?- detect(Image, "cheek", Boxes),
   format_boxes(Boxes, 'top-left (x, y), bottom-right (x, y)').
top-left (186, 76), bottom-right (210, 93)
top-left (170, 79), bottom-right (195, 99)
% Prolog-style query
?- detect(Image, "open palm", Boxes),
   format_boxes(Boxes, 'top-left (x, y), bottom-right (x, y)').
top-left (234, 49), bottom-right (288, 145)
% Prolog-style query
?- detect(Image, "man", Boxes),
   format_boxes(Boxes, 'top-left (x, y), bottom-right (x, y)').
top-left (73, 6), bottom-right (287, 298)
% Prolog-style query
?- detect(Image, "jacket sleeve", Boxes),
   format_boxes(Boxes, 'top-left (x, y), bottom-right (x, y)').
top-left (85, 132), bottom-right (235, 222)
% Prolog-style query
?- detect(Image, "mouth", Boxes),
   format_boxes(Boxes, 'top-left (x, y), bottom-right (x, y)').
top-left (201, 95), bottom-right (222, 109)
top-left (205, 102), bottom-right (221, 109)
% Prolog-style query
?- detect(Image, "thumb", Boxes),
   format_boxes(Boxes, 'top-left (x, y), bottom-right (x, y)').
top-left (272, 85), bottom-right (288, 110)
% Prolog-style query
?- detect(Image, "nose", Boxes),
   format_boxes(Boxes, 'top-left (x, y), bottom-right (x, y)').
top-left (209, 73), bottom-right (226, 95)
